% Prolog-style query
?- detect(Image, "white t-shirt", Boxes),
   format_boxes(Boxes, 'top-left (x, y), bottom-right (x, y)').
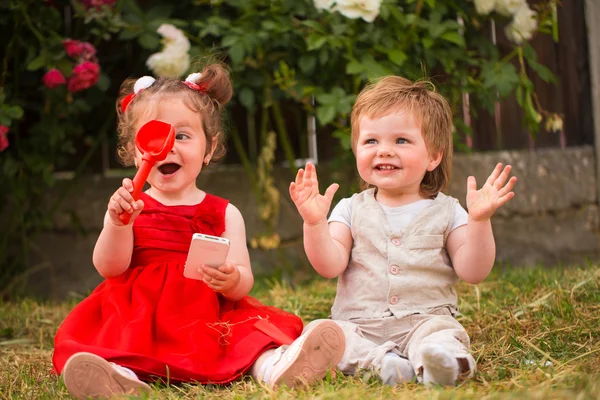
top-left (329, 196), bottom-right (468, 233)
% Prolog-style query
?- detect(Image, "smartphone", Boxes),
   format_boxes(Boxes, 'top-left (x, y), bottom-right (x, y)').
top-left (183, 233), bottom-right (230, 280)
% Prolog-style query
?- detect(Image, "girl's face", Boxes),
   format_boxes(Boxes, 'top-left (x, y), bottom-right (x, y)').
top-left (133, 97), bottom-right (215, 201)
top-left (355, 110), bottom-right (441, 206)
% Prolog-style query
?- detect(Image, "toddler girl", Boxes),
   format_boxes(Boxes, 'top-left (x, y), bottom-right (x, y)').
top-left (290, 76), bottom-right (516, 386)
top-left (52, 63), bottom-right (344, 399)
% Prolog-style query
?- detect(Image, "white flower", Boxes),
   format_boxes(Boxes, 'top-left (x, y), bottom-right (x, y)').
top-left (146, 24), bottom-right (191, 78)
top-left (314, 0), bottom-right (381, 23)
top-left (146, 52), bottom-right (190, 78)
top-left (494, 0), bottom-right (526, 17)
top-left (545, 114), bottom-right (563, 132)
top-left (334, 0), bottom-right (382, 22)
top-left (156, 24), bottom-right (190, 54)
top-left (505, 4), bottom-right (537, 44)
top-left (474, 0), bottom-right (496, 15)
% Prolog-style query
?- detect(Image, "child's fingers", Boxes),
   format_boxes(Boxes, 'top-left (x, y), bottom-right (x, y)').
top-left (295, 168), bottom-right (305, 186)
top-left (497, 176), bottom-right (517, 197)
top-left (289, 182), bottom-right (298, 201)
top-left (467, 176), bottom-right (477, 192)
top-left (485, 163), bottom-right (503, 186)
top-left (493, 165), bottom-right (513, 188)
top-left (122, 178), bottom-right (134, 192)
top-left (305, 162), bottom-right (313, 182)
top-left (496, 191), bottom-right (515, 208)
top-left (323, 183), bottom-right (339, 202)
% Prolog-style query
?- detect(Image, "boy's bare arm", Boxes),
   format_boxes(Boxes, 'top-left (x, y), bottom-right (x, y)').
top-left (447, 221), bottom-right (495, 284)
top-left (303, 220), bottom-right (352, 279)
top-left (447, 163), bottom-right (516, 285)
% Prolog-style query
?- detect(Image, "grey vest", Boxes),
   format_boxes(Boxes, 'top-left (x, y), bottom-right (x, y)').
top-left (331, 189), bottom-right (459, 320)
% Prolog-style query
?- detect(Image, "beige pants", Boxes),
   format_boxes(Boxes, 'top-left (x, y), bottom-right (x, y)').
top-left (304, 309), bottom-right (475, 381)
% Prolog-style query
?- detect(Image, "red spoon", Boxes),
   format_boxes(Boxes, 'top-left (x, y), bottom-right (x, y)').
top-left (119, 120), bottom-right (175, 225)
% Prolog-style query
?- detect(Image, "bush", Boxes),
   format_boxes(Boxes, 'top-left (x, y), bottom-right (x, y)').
top-left (0, 0), bottom-right (558, 292)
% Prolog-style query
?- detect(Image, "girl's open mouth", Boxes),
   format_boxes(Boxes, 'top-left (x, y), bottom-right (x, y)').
top-left (158, 163), bottom-right (181, 175)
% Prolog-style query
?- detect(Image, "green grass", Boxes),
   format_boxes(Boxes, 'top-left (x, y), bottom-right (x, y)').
top-left (1, 265), bottom-right (599, 399)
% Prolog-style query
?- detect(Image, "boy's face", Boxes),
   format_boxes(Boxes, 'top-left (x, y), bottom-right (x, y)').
top-left (355, 110), bottom-right (441, 203)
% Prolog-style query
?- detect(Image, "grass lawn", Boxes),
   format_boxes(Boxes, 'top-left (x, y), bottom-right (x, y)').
top-left (1, 264), bottom-right (599, 399)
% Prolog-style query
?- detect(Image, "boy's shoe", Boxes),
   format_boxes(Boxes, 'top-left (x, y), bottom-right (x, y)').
top-left (266, 320), bottom-right (345, 388)
top-left (62, 352), bottom-right (151, 399)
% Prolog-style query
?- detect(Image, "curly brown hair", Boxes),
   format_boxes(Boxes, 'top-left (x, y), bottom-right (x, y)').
top-left (115, 62), bottom-right (233, 166)
top-left (350, 76), bottom-right (454, 198)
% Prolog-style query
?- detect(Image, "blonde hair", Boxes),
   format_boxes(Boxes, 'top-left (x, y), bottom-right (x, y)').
top-left (115, 62), bottom-right (233, 166)
top-left (350, 76), bottom-right (453, 198)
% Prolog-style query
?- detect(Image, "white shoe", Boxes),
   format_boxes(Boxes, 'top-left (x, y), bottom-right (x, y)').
top-left (263, 320), bottom-right (345, 388)
top-left (62, 352), bottom-right (151, 399)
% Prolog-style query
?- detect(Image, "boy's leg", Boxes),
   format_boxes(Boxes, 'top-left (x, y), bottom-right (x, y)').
top-left (304, 319), bottom-right (414, 385)
top-left (402, 314), bottom-right (476, 386)
top-left (62, 352), bottom-right (151, 399)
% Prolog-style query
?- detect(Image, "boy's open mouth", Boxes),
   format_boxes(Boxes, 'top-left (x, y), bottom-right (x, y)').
top-left (158, 163), bottom-right (181, 175)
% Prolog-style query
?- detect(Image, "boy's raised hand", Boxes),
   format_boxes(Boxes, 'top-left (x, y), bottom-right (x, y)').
top-left (467, 163), bottom-right (517, 222)
top-left (289, 162), bottom-right (339, 225)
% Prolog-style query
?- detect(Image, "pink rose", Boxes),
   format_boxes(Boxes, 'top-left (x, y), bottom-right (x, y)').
top-left (63, 39), bottom-right (96, 60)
top-left (67, 61), bottom-right (100, 93)
top-left (0, 125), bottom-right (9, 152)
top-left (42, 68), bottom-right (66, 89)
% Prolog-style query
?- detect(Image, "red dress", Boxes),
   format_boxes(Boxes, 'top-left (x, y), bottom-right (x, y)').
top-left (52, 192), bottom-right (303, 384)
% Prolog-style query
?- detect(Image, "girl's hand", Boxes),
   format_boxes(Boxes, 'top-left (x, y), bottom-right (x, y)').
top-left (289, 162), bottom-right (339, 225)
top-left (107, 178), bottom-right (144, 226)
top-left (199, 262), bottom-right (241, 294)
top-left (467, 163), bottom-right (517, 222)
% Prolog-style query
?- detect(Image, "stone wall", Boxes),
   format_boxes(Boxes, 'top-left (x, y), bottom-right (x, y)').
top-left (23, 145), bottom-right (599, 300)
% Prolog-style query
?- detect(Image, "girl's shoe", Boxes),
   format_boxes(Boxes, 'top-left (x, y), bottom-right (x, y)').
top-left (62, 352), bottom-right (151, 399)
top-left (263, 320), bottom-right (345, 388)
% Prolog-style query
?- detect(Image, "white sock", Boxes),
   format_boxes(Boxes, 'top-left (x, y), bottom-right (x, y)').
top-left (379, 353), bottom-right (415, 385)
top-left (258, 354), bottom-right (276, 383)
top-left (420, 344), bottom-right (459, 386)
top-left (110, 363), bottom-right (138, 379)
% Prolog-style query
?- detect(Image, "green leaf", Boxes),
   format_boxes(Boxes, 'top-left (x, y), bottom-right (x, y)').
top-left (229, 42), bottom-right (245, 64)
top-left (239, 87), bottom-right (255, 110)
top-left (139, 33), bottom-right (160, 50)
top-left (27, 54), bottom-right (46, 71)
top-left (441, 31), bottom-right (465, 47)
top-left (118, 29), bottom-right (140, 40)
top-left (319, 47), bottom-right (329, 66)
top-left (387, 50), bottom-right (407, 67)
top-left (528, 60), bottom-right (556, 83)
top-left (307, 35), bottom-right (327, 51)
top-left (300, 20), bottom-right (325, 32)
top-left (96, 73), bottom-right (110, 92)
top-left (482, 62), bottom-right (519, 98)
top-left (146, 5), bottom-right (173, 21)
top-left (316, 105), bottom-right (336, 125)
top-left (221, 36), bottom-right (238, 48)
top-left (346, 60), bottom-right (364, 75)
top-left (55, 59), bottom-right (73, 77)
top-left (299, 55), bottom-right (317, 74)
top-left (5, 106), bottom-right (23, 120)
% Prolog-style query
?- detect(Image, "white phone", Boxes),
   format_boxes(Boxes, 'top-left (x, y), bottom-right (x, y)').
top-left (183, 233), bottom-right (230, 280)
